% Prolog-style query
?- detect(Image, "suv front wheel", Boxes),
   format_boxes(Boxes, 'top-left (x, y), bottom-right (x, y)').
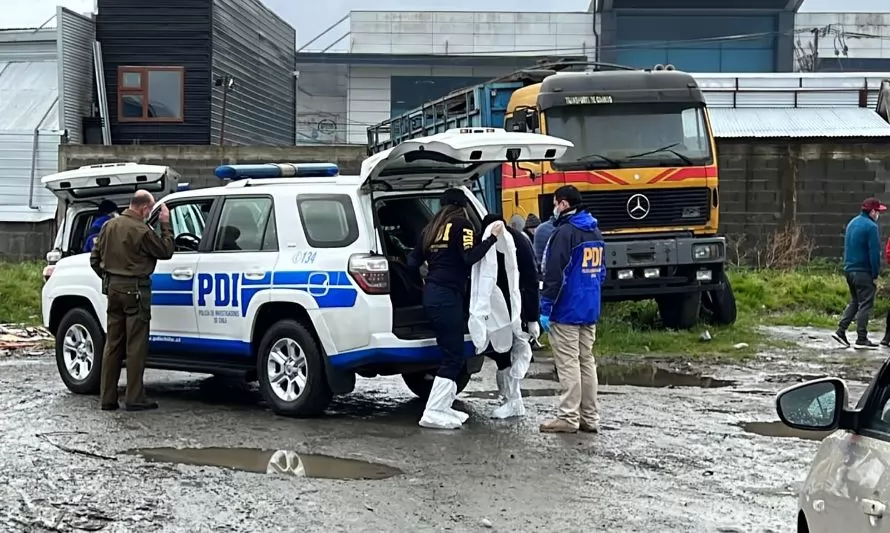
top-left (257, 319), bottom-right (332, 417)
top-left (55, 308), bottom-right (104, 394)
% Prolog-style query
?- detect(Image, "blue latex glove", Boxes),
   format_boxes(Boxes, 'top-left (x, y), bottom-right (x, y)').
top-left (540, 315), bottom-right (551, 332)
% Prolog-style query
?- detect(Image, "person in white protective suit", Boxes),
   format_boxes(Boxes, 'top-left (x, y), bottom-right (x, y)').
top-left (405, 189), bottom-right (504, 430)
top-left (469, 215), bottom-right (542, 418)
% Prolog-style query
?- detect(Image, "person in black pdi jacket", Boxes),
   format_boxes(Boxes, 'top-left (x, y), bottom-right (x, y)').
top-left (406, 188), bottom-right (504, 429)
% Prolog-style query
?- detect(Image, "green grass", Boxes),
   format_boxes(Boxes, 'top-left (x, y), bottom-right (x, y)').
top-left (0, 261), bottom-right (46, 325)
top-left (4, 260), bottom-right (875, 359)
top-left (592, 268), bottom-right (890, 359)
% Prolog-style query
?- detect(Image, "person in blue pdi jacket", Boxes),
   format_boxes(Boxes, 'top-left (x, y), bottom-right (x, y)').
top-left (538, 185), bottom-right (606, 434)
top-left (832, 197), bottom-right (887, 350)
top-left (82, 200), bottom-right (120, 253)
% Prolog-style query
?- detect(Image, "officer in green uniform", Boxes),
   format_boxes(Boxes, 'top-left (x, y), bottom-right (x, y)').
top-left (89, 190), bottom-right (174, 411)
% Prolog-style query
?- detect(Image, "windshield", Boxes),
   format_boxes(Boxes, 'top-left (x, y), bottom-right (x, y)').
top-left (545, 103), bottom-right (712, 171)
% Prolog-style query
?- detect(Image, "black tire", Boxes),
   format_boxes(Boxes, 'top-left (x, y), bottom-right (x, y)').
top-left (703, 272), bottom-right (738, 326)
top-left (657, 292), bottom-right (702, 330)
top-left (55, 308), bottom-right (105, 395)
top-left (256, 319), bottom-right (332, 417)
top-left (402, 369), bottom-right (471, 400)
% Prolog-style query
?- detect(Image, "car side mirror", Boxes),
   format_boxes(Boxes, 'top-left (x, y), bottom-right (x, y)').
top-left (776, 378), bottom-right (848, 432)
top-left (174, 233), bottom-right (201, 252)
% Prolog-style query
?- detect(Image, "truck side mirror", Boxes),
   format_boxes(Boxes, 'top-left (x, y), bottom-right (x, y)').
top-left (527, 112), bottom-right (540, 132)
top-left (511, 108), bottom-right (528, 132)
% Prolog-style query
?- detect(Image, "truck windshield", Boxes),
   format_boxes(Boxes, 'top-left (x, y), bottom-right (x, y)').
top-left (545, 103), bottom-right (712, 171)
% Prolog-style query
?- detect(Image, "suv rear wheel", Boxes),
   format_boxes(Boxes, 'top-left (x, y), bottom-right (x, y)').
top-left (257, 319), bottom-right (332, 417)
top-left (55, 308), bottom-right (104, 394)
top-left (402, 369), bottom-right (471, 400)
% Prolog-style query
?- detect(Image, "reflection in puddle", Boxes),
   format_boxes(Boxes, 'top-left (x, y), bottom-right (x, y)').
top-left (739, 421), bottom-right (833, 441)
top-left (128, 447), bottom-right (403, 480)
top-left (527, 362), bottom-right (735, 388)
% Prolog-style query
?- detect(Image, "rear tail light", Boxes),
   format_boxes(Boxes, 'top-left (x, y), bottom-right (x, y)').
top-left (42, 265), bottom-right (55, 282)
top-left (348, 254), bottom-right (390, 294)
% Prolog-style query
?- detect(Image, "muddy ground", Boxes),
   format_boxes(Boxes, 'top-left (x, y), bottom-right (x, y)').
top-left (0, 325), bottom-right (885, 533)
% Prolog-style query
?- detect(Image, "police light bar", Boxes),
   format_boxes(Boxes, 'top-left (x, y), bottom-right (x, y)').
top-left (177, 183), bottom-right (190, 191)
top-left (214, 163), bottom-right (340, 181)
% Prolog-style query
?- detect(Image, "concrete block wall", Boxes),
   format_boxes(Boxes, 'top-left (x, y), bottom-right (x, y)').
top-left (717, 139), bottom-right (890, 259)
top-left (0, 221), bottom-right (55, 261)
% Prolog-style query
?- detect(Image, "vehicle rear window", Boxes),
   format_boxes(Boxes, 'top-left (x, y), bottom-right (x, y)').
top-left (296, 194), bottom-right (359, 248)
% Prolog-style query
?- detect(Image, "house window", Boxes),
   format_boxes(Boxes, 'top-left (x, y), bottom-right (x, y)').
top-left (118, 66), bottom-right (184, 122)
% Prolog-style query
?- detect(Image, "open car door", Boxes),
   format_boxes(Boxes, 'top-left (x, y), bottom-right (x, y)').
top-left (360, 128), bottom-right (572, 191)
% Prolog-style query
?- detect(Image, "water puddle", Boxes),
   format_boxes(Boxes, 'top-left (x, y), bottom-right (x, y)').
top-left (739, 421), bottom-right (833, 441)
top-left (127, 447), bottom-right (403, 480)
top-left (527, 363), bottom-right (735, 388)
top-left (464, 388), bottom-right (621, 400)
top-left (464, 388), bottom-right (561, 399)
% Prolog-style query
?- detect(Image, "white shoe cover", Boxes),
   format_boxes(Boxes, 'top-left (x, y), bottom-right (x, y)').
top-left (419, 377), bottom-right (464, 429)
top-left (491, 370), bottom-right (525, 419)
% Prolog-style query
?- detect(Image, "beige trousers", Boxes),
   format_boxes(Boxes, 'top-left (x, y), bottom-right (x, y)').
top-left (549, 323), bottom-right (599, 427)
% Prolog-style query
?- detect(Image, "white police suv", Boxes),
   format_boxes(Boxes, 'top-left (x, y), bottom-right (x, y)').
top-left (41, 128), bottom-right (571, 417)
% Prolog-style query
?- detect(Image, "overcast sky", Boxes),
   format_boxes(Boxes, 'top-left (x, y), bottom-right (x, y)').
top-left (6, 0), bottom-right (889, 47)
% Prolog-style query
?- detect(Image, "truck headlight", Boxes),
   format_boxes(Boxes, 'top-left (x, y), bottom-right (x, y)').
top-left (693, 243), bottom-right (722, 261)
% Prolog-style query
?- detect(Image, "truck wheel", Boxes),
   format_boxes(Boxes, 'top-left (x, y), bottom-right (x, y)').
top-left (257, 319), bottom-right (332, 417)
top-left (402, 369), bottom-right (471, 400)
top-left (55, 308), bottom-right (104, 395)
top-left (703, 272), bottom-right (737, 326)
top-left (657, 292), bottom-right (702, 330)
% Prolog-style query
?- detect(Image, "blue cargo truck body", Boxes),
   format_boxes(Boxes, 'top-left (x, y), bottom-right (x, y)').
top-left (366, 81), bottom-right (525, 214)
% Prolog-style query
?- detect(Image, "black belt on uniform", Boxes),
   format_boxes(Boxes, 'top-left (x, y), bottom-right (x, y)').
top-left (105, 274), bottom-right (151, 288)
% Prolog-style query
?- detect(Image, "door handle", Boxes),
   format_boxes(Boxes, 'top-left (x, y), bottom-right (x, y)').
top-left (171, 268), bottom-right (194, 280)
top-left (244, 269), bottom-right (266, 280)
top-left (862, 499), bottom-right (886, 518)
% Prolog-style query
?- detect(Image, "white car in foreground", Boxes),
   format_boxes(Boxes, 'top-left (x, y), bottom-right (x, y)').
top-left (776, 361), bottom-right (890, 533)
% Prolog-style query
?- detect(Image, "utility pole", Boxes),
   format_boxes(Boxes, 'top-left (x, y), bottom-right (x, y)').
top-left (214, 75), bottom-right (236, 145)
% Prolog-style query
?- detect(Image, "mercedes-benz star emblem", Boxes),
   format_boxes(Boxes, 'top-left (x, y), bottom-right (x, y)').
top-left (626, 193), bottom-right (651, 220)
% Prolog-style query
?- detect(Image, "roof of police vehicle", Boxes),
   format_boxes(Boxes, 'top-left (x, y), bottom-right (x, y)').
top-left (541, 69), bottom-right (699, 94)
top-left (160, 175), bottom-right (366, 202)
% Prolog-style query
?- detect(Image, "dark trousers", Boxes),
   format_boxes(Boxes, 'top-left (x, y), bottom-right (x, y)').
top-left (101, 285), bottom-right (151, 406)
top-left (423, 282), bottom-right (467, 382)
top-left (838, 271), bottom-right (877, 341)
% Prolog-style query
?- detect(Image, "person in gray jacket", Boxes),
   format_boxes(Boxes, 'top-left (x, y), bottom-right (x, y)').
top-left (533, 215), bottom-right (557, 269)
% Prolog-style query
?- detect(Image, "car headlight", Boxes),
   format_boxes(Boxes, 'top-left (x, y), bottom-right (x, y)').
top-left (693, 243), bottom-right (722, 261)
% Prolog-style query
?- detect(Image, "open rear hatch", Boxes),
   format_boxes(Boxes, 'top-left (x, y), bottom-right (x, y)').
top-left (43, 163), bottom-right (184, 261)
top-left (42, 162), bottom-right (181, 204)
top-left (360, 127), bottom-right (572, 339)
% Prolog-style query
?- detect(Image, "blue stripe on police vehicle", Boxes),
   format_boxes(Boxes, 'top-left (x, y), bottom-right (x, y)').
top-left (149, 270), bottom-right (358, 316)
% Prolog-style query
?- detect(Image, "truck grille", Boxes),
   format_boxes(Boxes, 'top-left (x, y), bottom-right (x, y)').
top-left (580, 188), bottom-right (711, 231)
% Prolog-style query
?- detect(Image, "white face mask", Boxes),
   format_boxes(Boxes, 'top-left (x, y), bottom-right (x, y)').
top-left (553, 206), bottom-right (560, 219)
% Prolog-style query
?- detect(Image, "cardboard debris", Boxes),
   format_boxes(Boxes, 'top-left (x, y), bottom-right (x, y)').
top-left (0, 324), bottom-right (52, 353)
